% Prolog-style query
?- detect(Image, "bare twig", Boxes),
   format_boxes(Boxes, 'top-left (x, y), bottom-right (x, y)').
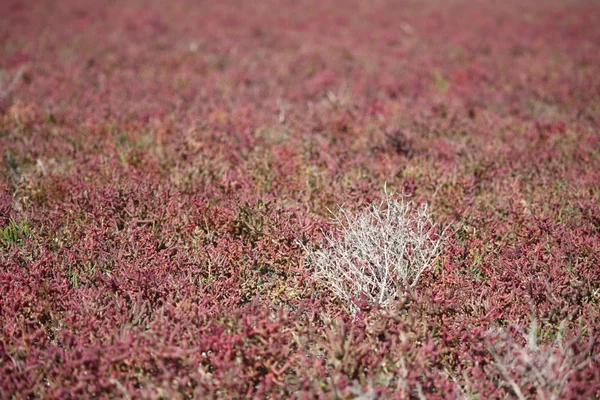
top-left (300, 189), bottom-right (448, 311)
top-left (487, 319), bottom-right (595, 400)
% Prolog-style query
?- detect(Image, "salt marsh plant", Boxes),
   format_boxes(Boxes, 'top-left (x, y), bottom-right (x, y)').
top-left (302, 190), bottom-right (447, 311)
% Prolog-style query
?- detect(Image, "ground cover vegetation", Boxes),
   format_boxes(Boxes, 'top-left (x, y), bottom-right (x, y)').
top-left (1, 0), bottom-right (599, 398)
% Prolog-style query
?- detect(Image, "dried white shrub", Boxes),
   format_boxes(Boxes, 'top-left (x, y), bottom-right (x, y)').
top-left (487, 319), bottom-right (596, 400)
top-left (301, 190), bottom-right (447, 311)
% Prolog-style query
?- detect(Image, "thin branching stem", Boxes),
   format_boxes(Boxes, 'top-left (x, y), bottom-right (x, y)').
top-left (301, 191), bottom-right (447, 312)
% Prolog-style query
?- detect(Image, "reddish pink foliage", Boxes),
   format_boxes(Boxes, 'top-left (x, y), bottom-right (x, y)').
top-left (1, 0), bottom-right (599, 398)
